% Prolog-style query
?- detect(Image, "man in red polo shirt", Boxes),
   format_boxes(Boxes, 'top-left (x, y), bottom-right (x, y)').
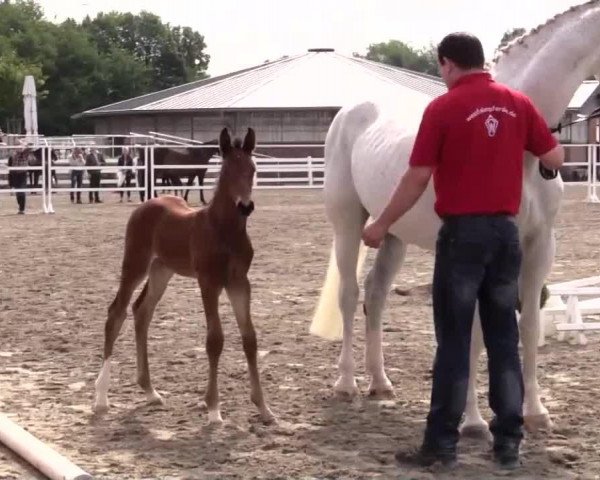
top-left (362, 32), bottom-right (564, 470)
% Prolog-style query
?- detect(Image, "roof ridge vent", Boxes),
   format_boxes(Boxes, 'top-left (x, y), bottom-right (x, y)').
top-left (307, 48), bottom-right (335, 53)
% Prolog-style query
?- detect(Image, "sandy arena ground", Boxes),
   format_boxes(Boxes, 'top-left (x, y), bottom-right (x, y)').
top-left (1, 186), bottom-right (599, 480)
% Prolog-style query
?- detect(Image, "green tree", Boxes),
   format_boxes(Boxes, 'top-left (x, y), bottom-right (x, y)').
top-left (497, 28), bottom-right (526, 52)
top-left (363, 40), bottom-right (439, 76)
top-left (0, 1), bottom-right (210, 135)
top-left (81, 10), bottom-right (210, 90)
top-left (0, 48), bottom-right (45, 124)
top-left (0, 1), bottom-right (49, 131)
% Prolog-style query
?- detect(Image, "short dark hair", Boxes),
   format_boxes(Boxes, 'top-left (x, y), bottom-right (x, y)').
top-left (437, 32), bottom-right (485, 69)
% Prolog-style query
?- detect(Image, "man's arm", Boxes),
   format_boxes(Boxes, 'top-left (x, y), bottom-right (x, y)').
top-left (538, 144), bottom-right (564, 170)
top-left (525, 97), bottom-right (564, 170)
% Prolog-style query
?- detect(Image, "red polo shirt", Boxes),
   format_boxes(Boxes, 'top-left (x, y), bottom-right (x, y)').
top-left (409, 72), bottom-right (558, 216)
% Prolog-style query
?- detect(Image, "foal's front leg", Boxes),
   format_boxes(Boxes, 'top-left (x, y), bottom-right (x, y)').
top-left (226, 276), bottom-right (275, 424)
top-left (199, 282), bottom-right (225, 424)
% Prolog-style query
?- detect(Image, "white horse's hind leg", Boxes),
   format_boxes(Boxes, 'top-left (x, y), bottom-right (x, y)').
top-left (461, 309), bottom-right (491, 437)
top-left (519, 231), bottom-right (555, 430)
top-left (332, 212), bottom-right (368, 396)
top-left (320, 101), bottom-right (378, 396)
top-left (363, 234), bottom-right (406, 396)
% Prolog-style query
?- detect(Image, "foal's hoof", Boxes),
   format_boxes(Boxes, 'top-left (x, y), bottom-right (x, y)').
top-left (524, 414), bottom-right (552, 432)
top-left (93, 402), bottom-right (109, 414)
top-left (93, 396), bottom-right (109, 414)
top-left (146, 389), bottom-right (165, 406)
top-left (260, 408), bottom-right (277, 425)
top-left (208, 410), bottom-right (224, 425)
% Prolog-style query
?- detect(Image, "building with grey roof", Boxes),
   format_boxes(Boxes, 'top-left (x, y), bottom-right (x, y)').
top-left (76, 48), bottom-right (447, 152)
top-left (76, 49), bottom-right (598, 165)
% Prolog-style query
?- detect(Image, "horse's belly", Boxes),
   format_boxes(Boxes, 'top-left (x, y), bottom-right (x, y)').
top-left (351, 120), bottom-right (441, 251)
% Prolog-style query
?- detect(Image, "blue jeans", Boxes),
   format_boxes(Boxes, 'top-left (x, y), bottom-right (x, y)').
top-left (424, 214), bottom-right (524, 452)
top-left (70, 171), bottom-right (83, 202)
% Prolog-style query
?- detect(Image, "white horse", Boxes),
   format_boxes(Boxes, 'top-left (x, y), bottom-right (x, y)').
top-left (310, 0), bottom-right (600, 436)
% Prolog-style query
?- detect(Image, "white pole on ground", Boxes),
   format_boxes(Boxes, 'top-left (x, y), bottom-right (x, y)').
top-left (0, 413), bottom-right (92, 480)
top-left (46, 146), bottom-right (55, 214)
top-left (41, 147), bottom-right (48, 214)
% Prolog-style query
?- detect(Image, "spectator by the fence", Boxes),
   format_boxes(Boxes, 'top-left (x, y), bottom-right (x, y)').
top-left (135, 149), bottom-right (150, 202)
top-left (118, 147), bottom-right (134, 202)
top-left (86, 148), bottom-right (105, 203)
top-left (69, 147), bottom-right (85, 204)
top-left (7, 147), bottom-right (30, 214)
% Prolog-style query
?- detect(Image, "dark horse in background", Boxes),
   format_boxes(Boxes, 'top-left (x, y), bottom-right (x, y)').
top-left (28, 148), bottom-right (58, 189)
top-left (137, 141), bottom-right (219, 205)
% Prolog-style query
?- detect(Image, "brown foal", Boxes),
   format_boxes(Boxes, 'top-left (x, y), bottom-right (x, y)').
top-left (94, 127), bottom-right (275, 424)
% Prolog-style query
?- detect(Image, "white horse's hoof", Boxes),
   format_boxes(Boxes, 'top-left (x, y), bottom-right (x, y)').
top-left (367, 376), bottom-right (394, 398)
top-left (334, 377), bottom-right (359, 398)
top-left (460, 422), bottom-right (491, 440)
top-left (524, 413), bottom-right (552, 432)
top-left (367, 386), bottom-right (395, 399)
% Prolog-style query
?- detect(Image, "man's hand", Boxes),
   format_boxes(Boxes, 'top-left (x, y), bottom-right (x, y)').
top-left (362, 220), bottom-right (388, 249)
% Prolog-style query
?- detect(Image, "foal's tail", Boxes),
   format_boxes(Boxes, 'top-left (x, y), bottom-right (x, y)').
top-left (310, 241), bottom-right (368, 340)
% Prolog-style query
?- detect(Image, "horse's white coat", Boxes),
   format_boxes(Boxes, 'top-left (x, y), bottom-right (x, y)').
top-left (311, 1), bottom-right (600, 431)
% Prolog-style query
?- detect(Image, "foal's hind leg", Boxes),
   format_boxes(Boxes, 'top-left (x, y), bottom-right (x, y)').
top-left (226, 277), bottom-right (275, 424)
top-left (94, 263), bottom-right (148, 412)
top-left (197, 170), bottom-right (208, 205)
top-left (132, 259), bottom-right (173, 405)
top-left (363, 234), bottom-right (406, 397)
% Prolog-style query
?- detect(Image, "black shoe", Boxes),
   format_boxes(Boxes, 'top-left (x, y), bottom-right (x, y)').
top-left (395, 445), bottom-right (457, 469)
top-left (493, 442), bottom-right (520, 470)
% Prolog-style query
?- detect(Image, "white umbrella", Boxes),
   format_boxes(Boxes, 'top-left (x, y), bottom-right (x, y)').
top-left (22, 75), bottom-right (38, 144)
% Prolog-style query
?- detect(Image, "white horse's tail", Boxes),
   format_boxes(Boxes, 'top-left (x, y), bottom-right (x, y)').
top-left (310, 101), bottom-right (379, 341)
top-left (310, 241), bottom-right (368, 340)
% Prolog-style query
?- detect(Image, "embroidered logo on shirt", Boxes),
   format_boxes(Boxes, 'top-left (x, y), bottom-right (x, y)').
top-left (485, 114), bottom-right (499, 137)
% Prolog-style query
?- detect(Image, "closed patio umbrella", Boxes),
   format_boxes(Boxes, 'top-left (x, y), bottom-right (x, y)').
top-left (22, 75), bottom-right (38, 145)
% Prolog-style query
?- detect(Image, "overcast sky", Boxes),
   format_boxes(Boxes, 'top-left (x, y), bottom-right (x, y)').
top-left (36, 0), bottom-right (586, 77)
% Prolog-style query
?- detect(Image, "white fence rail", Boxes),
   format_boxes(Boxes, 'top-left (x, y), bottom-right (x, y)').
top-left (1, 139), bottom-right (598, 214)
top-left (0, 140), bottom-right (325, 213)
top-left (561, 144), bottom-right (599, 202)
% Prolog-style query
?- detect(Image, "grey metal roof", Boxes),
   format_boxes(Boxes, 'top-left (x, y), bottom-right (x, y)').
top-left (78, 49), bottom-right (447, 118)
top-left (567, 80), bottom-right (599, 110)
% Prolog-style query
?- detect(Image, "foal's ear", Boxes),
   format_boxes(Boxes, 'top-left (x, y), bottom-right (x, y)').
top-left (219, 128), bottom-right (232, 155)
top-left (242, 128), bottom-right (256, 154)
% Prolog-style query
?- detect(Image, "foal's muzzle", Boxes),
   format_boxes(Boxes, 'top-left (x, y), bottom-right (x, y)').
top-left (237, 201), bottom-right (255, 216)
